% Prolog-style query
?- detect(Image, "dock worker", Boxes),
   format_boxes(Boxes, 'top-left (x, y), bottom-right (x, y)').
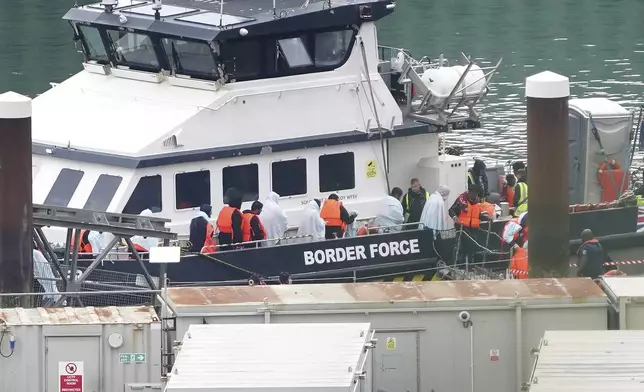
top-left (419, 184), bottom-right (450, 237)
top-left (190, 204), bottom-right (218, 253)
top-left (502, 211), bottom-right (529, 279)
top-left (296, 199), bottom-right (326, 242)
top-left (402, 178), bottom-right (430, 228)
top-left (577, 229), bottom-right (612, 280)
top-left (467, 159), bottom-right (489, 200)
top-left (320, 193), bottom-right (355, 239)
top-left (216, 189), bottom-right (244, 250)
top-left (373, 187), bottom-right (405, 233)
top-left (259, 192), bottom-right (288, 246)
top-left (513, 169), bottom-right (528, 217)
top-left (242, 201), bottom-right (266, 248)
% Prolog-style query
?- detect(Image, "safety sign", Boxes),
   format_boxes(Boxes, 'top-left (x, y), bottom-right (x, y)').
top-left (366, 160), bottom-right (377, 178)
top-left (386, 337), bottom-right (397, 350)
top-left (59, 361), bottom-right (84, 392)
top-left (490, 349), bottom-right (500, 361)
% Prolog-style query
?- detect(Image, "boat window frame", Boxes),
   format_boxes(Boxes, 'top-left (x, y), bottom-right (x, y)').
top-left (75, 23), bottom-right (112, 65)
top-left (318, 152), bottom-right (356, 192)
top-left (219, 25), bottom-right (358, 82)
top-left (222, 163), bottom-right (260, 204)
top-left (44, 168), bottom-right (85, 207)
top-left (104, 28), bottom-right (167, 73)
top-left (160, 37), bottom-right (220, 81)
top-left (271, 158), bottom-right (308, 198)
top-left (83, 174), bottom-right (123, 212)
top-left (122, 174), bottom-right (163, 215)
top-left (175, 169), bottom-right (212, 210)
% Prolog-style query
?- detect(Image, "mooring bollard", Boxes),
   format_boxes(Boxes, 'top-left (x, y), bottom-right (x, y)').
top-left (0, 91), bottom-right (33, 306)
top-left (525, 71), bottom-right (571, 277)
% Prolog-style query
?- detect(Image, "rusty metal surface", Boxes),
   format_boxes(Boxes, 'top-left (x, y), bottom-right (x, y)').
top-left (167, 278), bottom-right (606, 308)
top-left (527, 96), bottom-right (571, 275)
top-left (0, 306), bottom-right (158, 325)
top-left (0, 117), bottom-right (33, 297)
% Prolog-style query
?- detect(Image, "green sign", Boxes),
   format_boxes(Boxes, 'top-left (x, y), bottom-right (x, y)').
top-left (119, 353), bottom-right (147, 364)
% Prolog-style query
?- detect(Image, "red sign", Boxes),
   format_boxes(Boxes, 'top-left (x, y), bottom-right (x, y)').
top-left (60, 375), bottom-right (83, 392)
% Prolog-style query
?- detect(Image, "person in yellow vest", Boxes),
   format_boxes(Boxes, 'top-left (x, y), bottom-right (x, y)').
top-left (467, 159), bottom-right (488, 200)
top-left (402, 178), bottom-right (430, 228)
top-left (513, 169), bottom-right (528, 217)
top-left (320, 194), bottom-right (354, 239)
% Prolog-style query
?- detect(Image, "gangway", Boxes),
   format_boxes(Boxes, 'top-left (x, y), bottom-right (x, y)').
top-left (31, 204), bottom-right (177, 307)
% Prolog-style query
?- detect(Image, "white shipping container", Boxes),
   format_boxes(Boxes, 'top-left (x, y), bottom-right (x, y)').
top-left (0, 306), bottom-right (162, 392)
top-left (600, 276), bottom-right (644, 329)
top-left (527, 330), bottom-right (644, 391)
top-left (165, 323), bottom-right (373, 392)
top-left (165, 278), bottom-right (608, 392)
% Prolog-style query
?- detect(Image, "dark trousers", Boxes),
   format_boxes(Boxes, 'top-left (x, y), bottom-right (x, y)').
top-left (325, 226), bottom-right (344, 239)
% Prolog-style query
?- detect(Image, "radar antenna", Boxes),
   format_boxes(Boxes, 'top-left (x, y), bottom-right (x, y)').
top-left (219, 0), bottom-right (224, 27)
top-left (152, 0), bottom-right (162, 20)
top-left (272, 0), bottom-right (276, 17)
top-left (100, 0), bottom-right (118, 13)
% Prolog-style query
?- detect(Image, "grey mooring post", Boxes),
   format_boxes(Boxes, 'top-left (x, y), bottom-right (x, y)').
top-left (0, 92), bottom-right (33, 306)
top-left (525, 71), bottom-right (570, 277)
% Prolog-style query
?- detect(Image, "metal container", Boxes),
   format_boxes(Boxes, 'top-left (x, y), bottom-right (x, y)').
top-left (165, 323), bottom-right (374, 392)
top-left (600, 276), bottom-right (644, 330)
top-left (165, 278), bottom-right (608, 392)
top-left (527, 330), bottom-right (644, 391)
top-left (0, 306), bottom-right (162, 392)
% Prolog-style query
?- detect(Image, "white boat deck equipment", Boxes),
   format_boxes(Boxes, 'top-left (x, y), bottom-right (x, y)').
top-left (164, 323), bottom-right (374, 392)
top-left (527, 330), bottom-right (644, 392)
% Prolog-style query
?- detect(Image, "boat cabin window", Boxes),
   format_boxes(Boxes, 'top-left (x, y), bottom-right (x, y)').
top-left (314, 30), bottom-right (353, 67)
top-left (319, 152), bottom-right (355, 192)
top-left (44, 169), bottom-right (85, 207)
top-left (105, 30), bottom-right (160, 72)
top-left (84, 174), bottom-right (123, 212)
top-left (175, 170), bottom-right (211, 209)
top-left (162, 38), bottom-right (218, 80)
top-left (123, 175), bottom-right (162, 214)
top-left (220, 40), bottom-right (261, 80)
top-left (272, 159), bottom-right (307, 197)
top-left (278, 37), bottom-right (313, 68)
top-left (77, 25), bottom-right (110, 64)
top-left (222, 164), bottom-right (259, 203)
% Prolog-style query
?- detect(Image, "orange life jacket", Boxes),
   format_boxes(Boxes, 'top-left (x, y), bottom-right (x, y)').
top-left (457, 201), bottom-right (483, 229)
top-left (72, 230), bottom-right (93, 253)
top-left (217, 206), bottom-right (240, 234)
top-left (480, 202), bottom-right (496, 220)
top-left (510, 247), bottom-right (529, 279)
top-left (320, 199), bottom-right (346, 231)
top-left (242, 212), bottom-right (266, 242)
top-left (132, 243), bottom-right (147, 253)
top-left (201, 223), bottom-right (218, 254)
top-left (504, 186), bottom-right (515, 208)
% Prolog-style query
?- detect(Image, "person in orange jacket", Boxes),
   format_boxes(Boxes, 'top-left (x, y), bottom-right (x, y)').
top-left (242, 201), bottom-right (266, 248)
top-left (502, 212), bottom-right (529, 278)
top-left (320, 194), bottom-right (355, 239)
top-left (216, 188), bottom-right (244, 250)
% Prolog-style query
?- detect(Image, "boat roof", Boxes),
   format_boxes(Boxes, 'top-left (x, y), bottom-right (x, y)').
top-left (0, 306), bottom-right (158, 325)
top-left (64, 0), bottom-right (395, 42)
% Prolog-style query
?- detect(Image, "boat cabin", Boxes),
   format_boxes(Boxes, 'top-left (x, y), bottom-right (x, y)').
top-left (32, 0), bottom-right (495, 240)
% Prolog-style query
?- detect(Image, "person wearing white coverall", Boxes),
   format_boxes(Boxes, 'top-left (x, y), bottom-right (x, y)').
top-left (131, 209), bottom-right (159, 251)
top-left (373, 187), bottom-right (405, 233)
top-left (419, 185), bottom-right (450, 238)
top-left (296, 199), bottom-right (326, 242)
top-left (259, 191), bottom-right (288, 246)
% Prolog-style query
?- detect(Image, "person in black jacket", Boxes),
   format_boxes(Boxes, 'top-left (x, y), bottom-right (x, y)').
top-left (577, 229), bottom-right (611, 280)
top-left (402, 178), bottom-right (429, 228)
top-left (467, 159), bottom-right (488, 199)
top-left (189, 204), bottom-right (213, 252)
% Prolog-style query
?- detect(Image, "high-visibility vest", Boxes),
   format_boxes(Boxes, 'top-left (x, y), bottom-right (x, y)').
top-left (457, 201), bottom-right (483, 229)
top-left (514, 182), bottom-right (528, 216)
top-left (242, 212), bottom-right (266, 242)
top-left (201, 223), bottom-right (218, 254)
top-left (320, 199), bottom-right (345, 230)
top-left (510, 247), bottom-right (529, 279)
top-left (404, 191), bottom-right (430, 210)
top-left (216, 206), bottom-right (240, 234)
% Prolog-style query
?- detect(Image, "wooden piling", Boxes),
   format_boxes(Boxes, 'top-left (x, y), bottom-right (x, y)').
top-left (0, 92), bottom-right (33, 306)
top-left (526, 71), bottom-right (570, 277)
